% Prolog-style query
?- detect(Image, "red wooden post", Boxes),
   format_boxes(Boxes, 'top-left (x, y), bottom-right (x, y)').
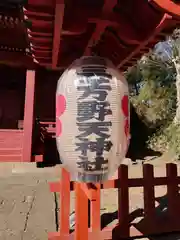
top-left (143, 164), bottom-right (155, 222)
top-left (59, 168), bottom-right (71, 235)
top-left (118, 165), bottom-right (129, 238)
top-left (22, 70), bottom-right (36, 162)
top-left (75, 183), bottom-right (89, 240)
top-left (166, 163), bottom-right (179, 219)
top-left (48, 168), bottom-right (71, 240)
top-left (90, 184), bottom-right (101, 237)
top-left (48, 164), bottom-right (180, 239)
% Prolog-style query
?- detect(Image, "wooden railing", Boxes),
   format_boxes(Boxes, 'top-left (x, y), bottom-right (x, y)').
top-left (48, 163), bottom-right (180, 240)
top-left (0, 127), bottom-right (43, 162)
top-left (17, 120), bottom-right (56, 137)
top-left (0, 119), bottom-right (55, 162)
top-left (0, 129), bottom-right (23, 149)
top-left (0, 129), bottom-right (23, 161)
top-left (39, 121), bottom-right (56, 138)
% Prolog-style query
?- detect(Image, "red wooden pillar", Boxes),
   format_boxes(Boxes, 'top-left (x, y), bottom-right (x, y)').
top-left (22, 70), bottom-right (36, 162)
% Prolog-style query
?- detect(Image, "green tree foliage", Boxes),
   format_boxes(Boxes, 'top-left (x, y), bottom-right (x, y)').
top-left (126, 30), bottom-right (180, 156)
top-left (127, 55), bottom-right (176, 127)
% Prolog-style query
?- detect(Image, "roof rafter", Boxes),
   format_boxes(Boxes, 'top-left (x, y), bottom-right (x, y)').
top-left (52, 0), bottom-right (64, 69)
top-left (83, 0), bottom-right (117, 56)
top-left (117, 14), bottom-right (171, 69)
top-left (150, 0), bottom-right (180, 18)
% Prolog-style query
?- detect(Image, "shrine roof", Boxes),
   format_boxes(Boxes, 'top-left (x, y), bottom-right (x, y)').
top-left (0, 0), bottom-right (180, 71)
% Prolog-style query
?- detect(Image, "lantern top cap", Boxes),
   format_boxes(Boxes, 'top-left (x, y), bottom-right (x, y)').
top-left (70, 56), bottom-right (115, 69)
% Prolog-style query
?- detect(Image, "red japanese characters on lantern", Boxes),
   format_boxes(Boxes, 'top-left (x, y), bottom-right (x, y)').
top-left (56, 56), bottom-right (130, 182)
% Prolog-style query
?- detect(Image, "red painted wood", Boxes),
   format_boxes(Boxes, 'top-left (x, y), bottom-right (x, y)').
top-left (0, 130), bottom-right (23, 162)
top-left (59, 168), bottom-right (70, 235)
top-left (166, 163), bottom-right (179, 218)
top-left (49, 182), bottom-right (61, 193)
top-left (117, 14), bottom-right (171, 69)
top-left (0, 130), bottom-right (23, 149)
top-left (81, 183), bottom-right (97, 201)
top-left (28, 36), bottom-right (52, 44)
top-left (0, 155), bottom-right (22, 162)
top-left (27, 19), bottom-right (53, 31)
top-left (52, 0), bottom-right (65, 68)
top-left (39, 121), bottom-right (56, 125)
top-left (48, 169), bottom-right (71, 239)
top-left (0, 51), bottom-right (35, 68)
top-left (50, 173), bottom-right (180, 191)
top-left (23, 8), bottom-right (53, 18)
top-left (150, 0), bottom-right (180, 18)
top-left (84, 23), bottom-right (107, 56)
top-left (0, 0), bottom-right (179, 70)
top-left (27, 0), bottom-right (54, 6)
top-left (46, 127), bottom-right (56, 133)
top-left (84, 0), bottom-right (117, 56)
top-left (32, 155), bottom-right (43, 162)
top-left (22, 71), bottom-right (35, 162)
top-left (23, 0), bottom-right (180, 70)
top-left (48, 229), bottom-right (112, 240)
top-left (0, 149), bottom-right (22, 155)
top-left (143, 165), bottom-right (156, 222)
top-left (75, 183), bottom-right (89, 240)
top-left (48, 164), bottom-right (180, 239)
top-left (118, 165), bottom-right (129, 238)
top-left (90, 184), bottom-right (101, 233)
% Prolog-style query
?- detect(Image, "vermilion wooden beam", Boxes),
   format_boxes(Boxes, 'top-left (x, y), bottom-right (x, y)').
top-left (84, 23), bottom-right (107, 56)
top-left (118, 166), bottom-right (129, 238)
top-left (84, 0), bottom-right (117, 56)
top-left (24, 0), bottom-right (180, 71)
top-left (28, 30), bottom-right (53, 37)
top-left (29, 36), bottom-right (52, 44)
top-left (150, 0), bottom-right (180, 18)
top-left (40, 63), bottom-right (64, 70)
top-left (31, 46), bottom-right (51, 50)
top-left (26, 18), bottom-right (53, 29)
top-left (22, 70), bottom-right (36, 162)
top-left (75, 183), bottom-right (89, 240)
top-left (26, 11), bottom-right (124, 31)
top-left (117, 14), bottom-right (171, 69)
top-left (23, 7), bottom-right (53, 18)
top-left (27, 0), bottom-right (53, 6)
top-left (90, 184), bottom-right (101, 233)
top-left (52, 0), bottom-right (65, 69)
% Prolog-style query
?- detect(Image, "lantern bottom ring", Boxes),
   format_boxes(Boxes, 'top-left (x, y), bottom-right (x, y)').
top-left (74, 172), bottom-right (109, 183)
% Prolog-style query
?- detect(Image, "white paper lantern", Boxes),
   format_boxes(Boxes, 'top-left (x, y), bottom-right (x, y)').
top-left (56, 56), bottom-right (130, 182)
